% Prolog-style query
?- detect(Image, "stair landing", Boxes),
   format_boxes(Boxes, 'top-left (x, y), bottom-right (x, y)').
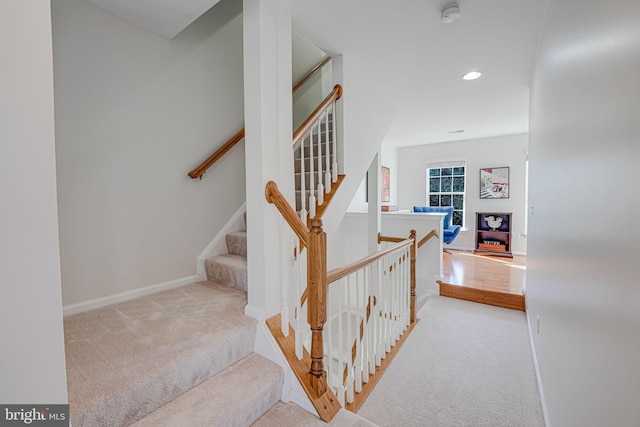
top-left (439, 250), bottom-right (526, 311)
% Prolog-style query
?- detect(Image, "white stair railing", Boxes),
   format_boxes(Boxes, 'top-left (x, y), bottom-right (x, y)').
top-left (277, 215), bottom-right (310, 359)
top-left (266, 180), bottom-right (429, 421)
top-left (293, 85), bottom-right (342, 217)
top-left (325, 237), bottom-right (414, 407)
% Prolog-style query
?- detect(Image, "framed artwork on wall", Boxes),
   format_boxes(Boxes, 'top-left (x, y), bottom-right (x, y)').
top-left (381, 166), bottom-right (390, 202)
top-left (480, 167), bottom-right (510, 199)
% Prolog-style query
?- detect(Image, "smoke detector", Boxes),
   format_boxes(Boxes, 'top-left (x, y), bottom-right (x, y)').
top-left (441, 3), bottom-right (461, 24)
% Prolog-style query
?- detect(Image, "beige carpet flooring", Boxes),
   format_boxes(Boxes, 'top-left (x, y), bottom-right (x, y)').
top-left (65, 281), bottom-right (257, 427)
top-left (357, 296), bottom-right (544, 427)
top-left (253, 402), bottom-right (376, 427)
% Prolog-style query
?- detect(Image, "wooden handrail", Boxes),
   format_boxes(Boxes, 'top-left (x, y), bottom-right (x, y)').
top-left (188, 129), bottom-right (245, 179)
top-left (377, 232), bottom-right (404, 244)
top-left (266, 186), bottom-right (421, 418)
top-left (380, 229), bottom-right (438, 249)
top-left (292, 84), bottom-right (343, 149)
top-left (265, 181), bottom-right (309, 246)
top-left (418, 229), bottom-right (438, 248)
top-left (292, 56), bottom-right (331, 94)
top-left (327, 238), bottom-right (414, 284)
top-left (189, 57), bottom-right (332, 179)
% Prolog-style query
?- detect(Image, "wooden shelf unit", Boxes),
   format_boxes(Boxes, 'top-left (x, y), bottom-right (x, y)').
top-left (474, 212), bottom-right (513, 258)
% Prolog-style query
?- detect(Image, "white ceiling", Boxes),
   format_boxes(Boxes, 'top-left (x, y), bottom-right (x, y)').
top-left (291, 0), bottom-right (548, 147)
top-left (81, 0), bottom-right (548, 147)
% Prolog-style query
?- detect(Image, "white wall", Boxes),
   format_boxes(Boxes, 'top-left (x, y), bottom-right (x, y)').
top-left (0, 0), bottom-right (68, 403)
top-left (341, 212), bottom-right (444, 301)
top-left (292, 29), bottom-right (330, 130)
top-left (527, 1), bottom-right (640, 426)
top-left (349, 143), bottom-right (400, 212)
top-left (52, 0), bottom-right (246, 306)
top-left (320, 56), bottom-right (398, 239)
top-left (395, 134), bottom-right (528, 254)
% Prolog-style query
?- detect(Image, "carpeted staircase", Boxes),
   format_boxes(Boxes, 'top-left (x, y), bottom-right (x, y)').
top-left (64, 222), bottom-right (376, 426)
top-left (64, 230), bottom-right (282, 426)
top-left (205, 230), bottom-right (248, 291)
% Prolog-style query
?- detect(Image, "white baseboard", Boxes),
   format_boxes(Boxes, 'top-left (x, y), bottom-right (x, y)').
top-left (197, 202), bottom-right (246, 279)
top-left (447, 245), bottom-right (527, 256)
top-left (526, 311), bottom-right (550, 427)
top-left (63, 275), bottom-right (200, 316)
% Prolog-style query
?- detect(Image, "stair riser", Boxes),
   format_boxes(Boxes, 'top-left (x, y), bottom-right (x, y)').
top-left (205, 257), bottom-right (248, 292)
top-left (131, 353), bottom-right (283, 427)
top-left (226, 231), bottom-right (247, 257)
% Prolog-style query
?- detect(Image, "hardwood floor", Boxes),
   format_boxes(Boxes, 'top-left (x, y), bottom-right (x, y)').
top-left (439, 250), bottom-right (527, 311)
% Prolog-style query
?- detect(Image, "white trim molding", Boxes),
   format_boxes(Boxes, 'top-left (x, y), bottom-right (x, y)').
top-left (526, 310), bottom-right (551, 427)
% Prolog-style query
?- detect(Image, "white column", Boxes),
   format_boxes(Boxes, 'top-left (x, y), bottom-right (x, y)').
top-left (243, 0), bottom-right (293, 321)
top-left (367, 154), bottom-right (381, 254)
top-left (0, 0), bottom-right (68, 403)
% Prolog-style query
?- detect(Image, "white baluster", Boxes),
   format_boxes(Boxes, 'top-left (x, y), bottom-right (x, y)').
top-left (299, 139), bottom-right (307, 221)
top-left (391, 255), bottom-right (402, 345)
top-left (326, 277), bottom-right (334, 392)
top-left (346, 275), bottom-right (354, 404)
top-left (324, 109), bottom-right (332, 193)
top-left (331, 103), bottom-right (338, 183)
top-left (280, 218), bottom-right (289, 336)
top-left (384, 256), bottom-right (391, 353)
top-left (403, 249), bottom-right (408, 328)
top-left (295, 243), bottom-right (304, 359)
top-left (317, 117), bottom-right (325, 206)
top-left (405, 249), bottom-right (410, 327)
top-left (337, 279), bottom-right (345, 407)
top-left (375, 259), bottom-right (383, 366)
top-left (354, 270), bottom-right (363, 393)
top-left (362, 266), bottom-right (371, 382)
top-left (308, 130), bottom-right (316, 218)
top-left (367, 264), bottom-right (376, 375)
top-left (408, 250), bottom-right (411, 324)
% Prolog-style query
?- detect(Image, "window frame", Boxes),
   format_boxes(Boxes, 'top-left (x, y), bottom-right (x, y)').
top-left (426, 161), bottom-right (466, 228)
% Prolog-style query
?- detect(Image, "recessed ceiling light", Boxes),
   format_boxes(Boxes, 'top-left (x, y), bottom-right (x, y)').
top-left (462, 71), bottom-right (482, 81)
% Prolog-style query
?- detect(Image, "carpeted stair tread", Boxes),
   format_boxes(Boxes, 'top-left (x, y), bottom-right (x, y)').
top-left (65, 281), bottom-right (257, 427)
top-left (253, 402), bottom-right (378, 427)
top-left (226, 230), bottom-right (247, 257)
top-left (132, 353), bottom-right (283, 427)
top-left (205, 254), bottom-right (248, 291)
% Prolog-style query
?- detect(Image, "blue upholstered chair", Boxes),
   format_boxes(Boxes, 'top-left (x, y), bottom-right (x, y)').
top-left (413, 206), bottom-right (461, 252)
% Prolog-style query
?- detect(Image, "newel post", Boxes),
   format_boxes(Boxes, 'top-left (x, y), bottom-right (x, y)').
top-left (409, 229), bottom-right (417, 323)
top-left (308, 218), bottom-right (327, 396)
